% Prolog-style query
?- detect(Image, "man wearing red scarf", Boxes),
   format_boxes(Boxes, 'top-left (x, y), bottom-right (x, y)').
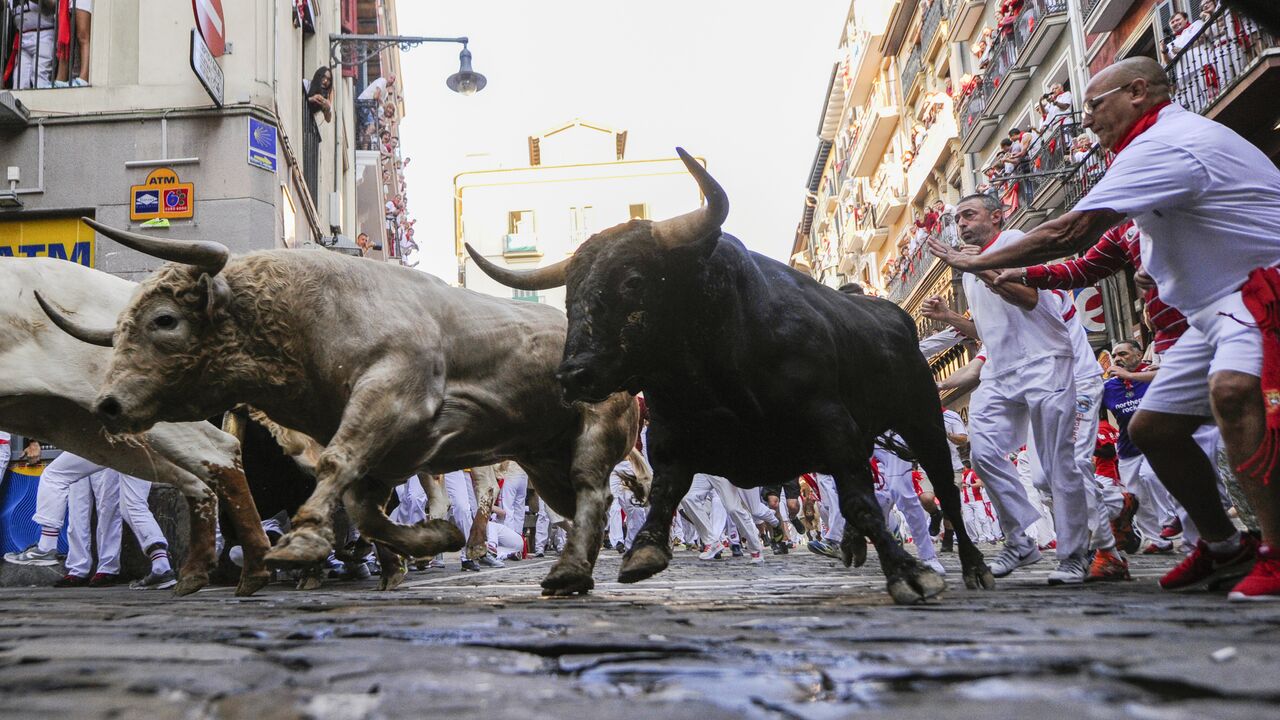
top-left (928, 56), bottom-right (1280, 601)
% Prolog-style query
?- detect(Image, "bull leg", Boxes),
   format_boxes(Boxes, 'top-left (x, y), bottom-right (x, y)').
top-left (374, 541), bottom-right (407, 590)
top-left (423, 473), bottom-right (449, 521)
top-left (173, 490), bottom-right (218, 597)
top-left (269, 371), bottom-right (430, 567)
top-left (466, 465), bottom-right (500, 561)
top-left (341, 481), bottom-right (464, 570)
top-left (895, 421), bottom-right (994, 592)
top-left (619, 462), bottom-right (693, 584)
top-left (530, 459), bottom-right (610, 597)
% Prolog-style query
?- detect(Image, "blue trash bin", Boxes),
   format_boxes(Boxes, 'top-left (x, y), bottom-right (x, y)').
top-left (0, 464), bottom-right (69, 555)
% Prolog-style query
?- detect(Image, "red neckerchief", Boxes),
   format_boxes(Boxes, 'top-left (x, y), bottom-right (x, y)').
top-left (979, 231), bottom-right (1002, 253)
top-left (1111, 100), bottom-right (1171, 154)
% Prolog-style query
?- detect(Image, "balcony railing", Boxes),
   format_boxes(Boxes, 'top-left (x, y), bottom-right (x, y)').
top-left (986, 112), bottom-right (1082, 211)
top-left (1082, 0), bottom-right (1104, 21)
top-left (958, 76), bottom-right (994, 140)
top-left (900, 42), bottom-right (925, 100)
top-left (884, 216), bottom-right (958, 303)
top-left (1063, 144), bottom-right (1114, 209)
top-left (302, 111), bottom-right (321, 205)
top-left (920, 0), bottom-right (946, 52)
top-left (986, 0), bottom-right (1068, 95)
top-left (1167, 6), bottom-right (1278, 116)
top-left (355, 99), bottom-right (380, 151)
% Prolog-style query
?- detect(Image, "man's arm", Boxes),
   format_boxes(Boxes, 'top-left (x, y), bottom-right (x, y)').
top-left (922, 296), bottom-right (979, 339)
top-left (995, 226), bottom-right (1130, 289)
top-left (928, 208), bottom-right (1126, 273)
top-left (975, 269), bottom-right (1039, 310)
top-left (938, 356), bottom-right (984, 394)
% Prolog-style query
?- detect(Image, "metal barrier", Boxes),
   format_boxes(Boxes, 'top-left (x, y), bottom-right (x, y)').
top-left (2, 1), bottom-right (89, 89)
top-left (1167, 6), bottom-right (1277, 116)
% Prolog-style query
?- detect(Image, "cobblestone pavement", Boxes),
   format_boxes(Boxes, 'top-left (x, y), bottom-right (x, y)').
top-left (1, 546), bottom-right (1278, 720)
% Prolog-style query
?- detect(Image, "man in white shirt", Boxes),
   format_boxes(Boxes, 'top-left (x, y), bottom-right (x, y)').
top-left (926, 193), bottom-right (1092, 585)
top-left (929, 56), bottom-right (1280, 600)
top-left (357, 73), bottom-right (395, 102)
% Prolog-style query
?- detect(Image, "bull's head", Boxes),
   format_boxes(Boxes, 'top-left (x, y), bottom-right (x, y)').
top-left (468, 148), bottom-right (728, 403)
top-left (38, 218), bottom-right (233, 433)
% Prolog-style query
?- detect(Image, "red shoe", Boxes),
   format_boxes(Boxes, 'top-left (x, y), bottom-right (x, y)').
top-left (1160, 518), bottom-right (1183, 541)
top-left (53, 574), bottom-right (88, 588)
top-left (89, 572), bottom-right (122, 587)
top-left (1110, 493), bottom-right (1140, 554)
top-left (1086, 548), bottom-right (1130, 582)
top-left (1159, 534), bottom-right (1259, 591)
top-left (1038, 539), bottom-right (1057, 551)
top-left (1228, 545), bottom-right (1280, 602)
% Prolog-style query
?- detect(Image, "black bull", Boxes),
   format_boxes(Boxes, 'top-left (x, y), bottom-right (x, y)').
top-left (469, 148), bottom-right (995, 604)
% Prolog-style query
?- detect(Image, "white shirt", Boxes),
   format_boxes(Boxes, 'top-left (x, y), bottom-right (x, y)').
top-left (942, 410), bottom-right (965, 471)
top-left (357, 77), bottom-right (388, 102)
top-left (1074, 104), bottom-right (1280, 316)
top-left (1044, 90), bottom-right (1073, 127)
top-left (1053, 290), bottom-right (1104, 385)
top-left (962, 229), bottom-right (1074, 380)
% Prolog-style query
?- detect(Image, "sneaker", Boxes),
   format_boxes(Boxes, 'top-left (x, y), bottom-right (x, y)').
top-left (698, 544), bottom-right (723, 561)
top-left (614, 542), bottom-right (625, 554)
top-left (776, 541), bottom-right (789, 555)
top-left (730, 543), bottom-right (744, 558)
top-left (941, 529), bottom-right (954, 553)
top-left (477, 554), bottom-right (504, 568)
top-left (1039, 539), bottom-right (1057, 551)
top-left (52, 79), bottom-right (69, 88)
top-left (460, 559), bottom-right (481, 572)
top-left (427, 555), bottom-right (446, 569)
top-left (54, 574), bottom-right (88, 588)
top-left (1047, 555), bottom-right (1088, 585)
top-left (89, 572), bottom-right (122, 587)
top-left (989, 543), bottom-right (1042, 578)
top-left (1086, 548), bottom-right (1131, 582)
top-left (4, 544), bottom-right (60, 566)
top-left (532, 552), bottom-right (545, 559)
top-left (748, 551), bottom-right (764, 564)
top-left (806, 539), bottom-right (841, 560)
top-left (1140, 539), bottom-right (1175, 555)
top-left (130, 569), bottom-right (178, 590)
top-left (1160, 534), bottom-right (1259, 591)
top-left (1111, 493), bottom-right (1141, 554)
top-left (1227, 545), bottom-right (1280, 602)
top-left (1160, 518), bottom-right (1183, 541)
top-left (70, 77), bottom-right (89, 87)
top-left (923, 557), bottom-right (947, 576)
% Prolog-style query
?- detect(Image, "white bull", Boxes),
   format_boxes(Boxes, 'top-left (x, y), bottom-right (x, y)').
top-left (4, 257), bottom-right (270, 595)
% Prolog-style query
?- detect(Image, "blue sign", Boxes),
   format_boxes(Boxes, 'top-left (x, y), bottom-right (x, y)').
top-left (134, 189), bottom-right (160, 215)
top-left (247, 117), bottom-right (278, 172)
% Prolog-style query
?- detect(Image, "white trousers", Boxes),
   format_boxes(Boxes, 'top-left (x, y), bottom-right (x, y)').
top-left (65, 470), bottom-right (122, 577)
top-left (487, 521), bottom-right (524, 559)
top-left (1072, 375), bottom-right (1118, 551)
top-left (389, 476), bottom-right (428, 526)
top-left (680, 474), bottom-right (763, 554)
top-left (1119, 455), bottom-right (1177, 545)
top-left (814, 473), bottom-right (845, 542)
top-left (534, 502), bottom-right (565, 554)
top-left (500, 465), bottom-right (529, 537)
top-left (34, 453), bottom-right (165, 549)
top-left (17, 29), bottom-right (55, 90)
top-left (608, 461), bottom-right (647, 549)
top-left (872, 448), bottom-right (938, 561)
top-left (443, 470), bottom-right (476, 559)
top-left (1017, 443), bottom-right (1057, 545)
top-left (969, 357), bottom-right (1089, 560)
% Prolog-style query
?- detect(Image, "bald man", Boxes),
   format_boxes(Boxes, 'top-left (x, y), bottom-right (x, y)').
top-left (928, 56), bottom-right (1280, 601)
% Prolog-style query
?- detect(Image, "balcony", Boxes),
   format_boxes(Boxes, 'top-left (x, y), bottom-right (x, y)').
top-left (852, 204), bottom-right (889, 253)
top-left (985, 0), bottom-right (1069, 118)
top-left (906, 108), bottom-right (958, 202)
top-left (849, 85), bottom-right (901, 177)
top-left (502, 233), bottom-right (541, 258)
top-left (1063, 144), bottom-right (1115, 210)
top-left (920, 0), bottom-right (948, 60)
top-left (1168, 7), bottom-right (1280, 146)
top-left (988, 113), bottom-right (1081, 223)
top-left (947, 0), bottom-right (985, 43)
top-left (845, 29), bottom-right (882, 101)
top-left (1083, 0), bottom-right (1138, 36)
top-left (873, 166), bottom-right (908, 227)
top-left (900, 43), bottom-right (926, 102)
top-left (957, 77), bottom-right (999, 152)
top-left (302, 112), bottom-right (321, 206)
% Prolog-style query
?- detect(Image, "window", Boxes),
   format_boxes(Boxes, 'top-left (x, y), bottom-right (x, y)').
top-left (508, 210), bottom-right (535, 235)
top-left (570, 205), bottom-right (593, 242)
top-left (512, 289), bottom-right (542, 303)
top-left (628, 203), bottom-right (649, 220)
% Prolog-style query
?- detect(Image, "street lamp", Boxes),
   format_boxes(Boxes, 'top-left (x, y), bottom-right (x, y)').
top-left (329, 34), bottom-right (487, 96)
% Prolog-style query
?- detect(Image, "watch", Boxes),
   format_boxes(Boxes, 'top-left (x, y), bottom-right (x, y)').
top-left (1018, 269), bottom-right (1029, 286)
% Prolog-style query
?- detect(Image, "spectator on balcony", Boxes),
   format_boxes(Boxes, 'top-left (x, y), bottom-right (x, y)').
top-left (1164, 11), bottom-right (1205, 62)
top-left (1070, 134), bottom-right (1096, 164)
top-left (1043, 82), bottom-right (1074, 130)
top-left (9, 0), bottom-right (57, 89)
top-left (305, 65), bottom-right (334, 123)
top-left (357, 72), bottom-right (395, 103)
top-left (1006, 128), bottom-right (1032, 174)
top-left (53, 0), bottom-right (91, 88)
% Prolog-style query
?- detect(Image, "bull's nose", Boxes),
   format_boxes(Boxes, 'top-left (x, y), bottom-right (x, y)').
top-left (96, 396), bottom-right (124, 420)
top-left (556, 362), bottom-right (595, 397)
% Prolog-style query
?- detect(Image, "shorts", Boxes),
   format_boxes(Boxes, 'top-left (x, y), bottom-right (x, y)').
top-left (73, 0), bottom-right (93, 11)
top-left (762, 478), bottom-right (801, 502)
top-left (1139, 291), bottom-right (1262, 417)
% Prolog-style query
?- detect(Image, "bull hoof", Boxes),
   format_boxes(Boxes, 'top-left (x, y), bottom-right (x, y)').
top-left (963, 562), bottom-right (997, 591)
top-left (379, 561), bottom-right (408, 591)
top-left (887, 566), bottom-right (947, 605)
top-left (295, 573), bottom-right (323, 591)
top-left (172, 574), bottom-right (208, 597)
top-left (618, 543), bottom-right (669, 584)
top-left (265, 526), bottom-right (333, 568)
top-left (397, 519), bottom-right (466, 558)
top-left (235, 572), bottom-right (271, 597)
top-left (841, 530), bottom-right (867, 568)
top-left (542, 560), bottom-right (594, 595)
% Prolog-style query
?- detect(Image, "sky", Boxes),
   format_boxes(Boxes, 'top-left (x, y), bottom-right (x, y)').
top-left (395, 1), bottom-right (851, 280)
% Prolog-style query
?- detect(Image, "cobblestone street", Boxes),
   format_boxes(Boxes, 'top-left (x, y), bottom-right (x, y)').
top-left (1, 547), bottom-right (1278, 719)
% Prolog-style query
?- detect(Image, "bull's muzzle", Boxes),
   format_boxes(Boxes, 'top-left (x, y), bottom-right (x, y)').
top-left (556, 359), bottom-right (600, 403)
top-left (95, 395), bottom-right (125, 426)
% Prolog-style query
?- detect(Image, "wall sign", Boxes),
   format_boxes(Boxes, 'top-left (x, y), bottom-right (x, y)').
top-left (190, 29), bottom-right (224, 107)
top-left (248, 117), bottom-right (279, 172)
top-left (130, 168), bottom-right (196, 222)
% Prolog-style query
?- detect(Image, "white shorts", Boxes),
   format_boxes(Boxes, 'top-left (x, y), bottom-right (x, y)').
top-left (1140, 291), bottom-right (1262, 417)
top-left (73, 0), bottom-right (92, 11)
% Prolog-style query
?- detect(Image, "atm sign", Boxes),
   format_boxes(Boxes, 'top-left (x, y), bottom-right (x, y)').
top-left (130, 168), bottom-right (195, 221)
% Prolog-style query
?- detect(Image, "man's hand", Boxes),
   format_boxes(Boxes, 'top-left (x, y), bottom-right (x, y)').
top-left (1134, 268), bottom-right (1155, 293)
top-left (927, 236), bottom-right (981, 272)
top-left (992, 268), bottom-right (1026, 287)
top-left (921, 295), bottom-right (954, 322)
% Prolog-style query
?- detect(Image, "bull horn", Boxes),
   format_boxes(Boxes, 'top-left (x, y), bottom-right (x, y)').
top-left (83, 217), bottom-right (229, 275)
top-left (34, 291), bottom-right (114, 347)
top-left (464, 243), bottom-right (569, 291)
top-left (652, 148), bottom-right (729, 250)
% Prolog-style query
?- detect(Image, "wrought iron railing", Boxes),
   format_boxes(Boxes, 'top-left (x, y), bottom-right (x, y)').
top-left (900, 42), bottom-right (925, 100)
top-left (1063, 144), bottom-right (1113, 209)
top-left (1167, 6), bottom-right (1278, 116)
top-left (986, 0), bottom-right (1068, 96)
top-left (1082, 0), bottom-right (1104, 21)
top-left (958, 76), bottom-right (994, 140)
top-left (987, 112), bottom-right (1082, 211)
top-left (920, 0), bottom-right (947, 51)
top-left (302, 111), bottom-right (321, 205)
top-left (355, 99), bottom-right (380, 151)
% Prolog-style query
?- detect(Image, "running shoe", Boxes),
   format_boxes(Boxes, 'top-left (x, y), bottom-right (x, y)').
top-left (989, 543), bottom-right (1042, 578)
top-left (1160, 534), bottom-right (1259, 591)
top-left (54, 574), bottom-right (88, 588)
top-left (1110, 493), bottom-right (1141, 554)
top-left (1086, 548), bottom-right (1130, 582)
top-left (1227, 545), bottom-right (1280, 602)
top-left (1047, 555), bottom-right (1088, 585)
top-left (130, 570), bottom-right (178, 590)
top-left (4, 545), bottom-right (60, 566)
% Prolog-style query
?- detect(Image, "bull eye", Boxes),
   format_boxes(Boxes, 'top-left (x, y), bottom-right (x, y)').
top-left (154, 314), bottom-right (178, 330)
top-left (621, 275), bottom-right (644, 294)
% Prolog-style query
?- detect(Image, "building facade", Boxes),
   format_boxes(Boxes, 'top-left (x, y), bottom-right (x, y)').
top-left (456, 120), bottom-right (702, 311)
top-left (0, 0), bottom-right (414, 281)
top-left (793, 0), bottom-right (1279, 409)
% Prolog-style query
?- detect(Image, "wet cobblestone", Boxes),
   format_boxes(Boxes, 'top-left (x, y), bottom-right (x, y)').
top-left (0, 548), bottom-right (1277, 719)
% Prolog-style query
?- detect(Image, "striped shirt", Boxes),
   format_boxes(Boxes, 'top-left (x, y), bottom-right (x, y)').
top-left (1022, 220), bottom-right (1188, 353)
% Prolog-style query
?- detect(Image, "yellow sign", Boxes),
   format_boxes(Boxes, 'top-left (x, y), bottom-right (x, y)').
top-left (130, 168), bottom-right (195, 221)
top-left (0, 216), bottom-right (95, 267)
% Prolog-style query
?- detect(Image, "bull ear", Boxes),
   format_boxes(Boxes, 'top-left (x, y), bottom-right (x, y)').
top-left (199, 273), bottom-right (231, 322)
